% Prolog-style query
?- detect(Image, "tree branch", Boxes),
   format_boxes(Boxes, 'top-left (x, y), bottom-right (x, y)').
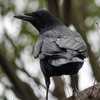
top-left (47, 0), bottom-right (59, 18)
top-left (66, 83), bottom-right (100, 100)
top-left (0, 52), bottom-right (38, 100)
top-left (63, 0), bottom-right (72, 26)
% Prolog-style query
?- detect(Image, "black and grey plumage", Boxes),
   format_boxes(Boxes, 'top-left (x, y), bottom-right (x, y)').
top-left (14, 10), bottom-right (88, 100)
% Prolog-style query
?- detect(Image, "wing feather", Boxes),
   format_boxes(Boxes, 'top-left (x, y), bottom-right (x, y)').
top-left (34, 37), bottom-right (43, 59)
top-left (34, 33), bottom-right (87, 66)
top-left (56, 36), bottom-right (87, 53)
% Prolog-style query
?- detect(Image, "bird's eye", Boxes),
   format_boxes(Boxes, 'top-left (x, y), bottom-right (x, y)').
top-left (36, 13), bottom-right (42, 19)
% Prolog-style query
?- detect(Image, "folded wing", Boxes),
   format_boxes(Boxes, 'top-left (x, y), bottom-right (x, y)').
top-left (34, 35), bottom-right (88, 66)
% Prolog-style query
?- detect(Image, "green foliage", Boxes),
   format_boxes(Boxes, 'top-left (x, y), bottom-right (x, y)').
top-left (0, 96), bottom-right (8, 100)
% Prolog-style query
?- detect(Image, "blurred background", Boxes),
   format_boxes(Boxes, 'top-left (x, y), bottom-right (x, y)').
top-left (0, 0), bottom-right (100, 100)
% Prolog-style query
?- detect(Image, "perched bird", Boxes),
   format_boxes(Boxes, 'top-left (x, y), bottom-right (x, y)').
top-left (14, 10), bottom-right (88, 100)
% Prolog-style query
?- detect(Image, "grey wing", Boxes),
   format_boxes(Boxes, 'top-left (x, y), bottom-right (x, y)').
top-left (34, 37), bottom-right (43, 59)
top-left (34, 36), bottom-right (62, 59)
top-left (56, 36), bottom-right (87, 56)
top-left (42, 36), bottom-right (88, 66)
top-left (40, 37), bottom-right (62, 56)
top-left (51, 36), bottom-right (88, 66)
top-left (34, 35), bottom-right (88, 66)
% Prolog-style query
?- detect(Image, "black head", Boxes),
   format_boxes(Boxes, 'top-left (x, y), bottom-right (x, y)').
top-left (14, 10), bottom-right (63, 33)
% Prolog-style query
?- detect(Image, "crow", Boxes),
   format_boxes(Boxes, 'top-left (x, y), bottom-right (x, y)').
top-left (14, 10), bottom-right (88, 100)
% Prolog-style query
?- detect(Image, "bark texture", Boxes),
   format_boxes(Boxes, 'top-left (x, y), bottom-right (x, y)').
top-left (66, 83), bottom-right (100, 100)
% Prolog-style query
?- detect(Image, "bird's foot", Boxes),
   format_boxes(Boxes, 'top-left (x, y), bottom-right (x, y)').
top-left (72, 90), bottom-right (79, 100)
top-left (74, 88), bottom-right (79, 93)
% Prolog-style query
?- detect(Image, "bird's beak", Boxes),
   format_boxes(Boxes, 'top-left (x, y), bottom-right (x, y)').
top-left (14, 13), bottom-right (34, 21)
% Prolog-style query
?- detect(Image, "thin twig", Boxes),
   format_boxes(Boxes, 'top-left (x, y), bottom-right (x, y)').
top-left (63, 77), bottom-right (71, 97)
top-left (39, 87), bottom-right (46, 100)
top-left (89, 59), bottom-right (100, 97)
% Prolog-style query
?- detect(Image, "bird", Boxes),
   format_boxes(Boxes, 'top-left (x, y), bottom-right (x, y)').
top-left (14, 10), bottom-right (88, 100)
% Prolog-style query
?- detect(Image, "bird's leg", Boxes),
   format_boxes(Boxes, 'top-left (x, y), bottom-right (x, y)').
top-left (46, 79), bottom-right (50, 100)
top-left (46, 84), bottom-right (49, 100)
top-left (70, 74), bottom-right (78, 99)
top-left (71, 74), bottom-right (78, 93)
